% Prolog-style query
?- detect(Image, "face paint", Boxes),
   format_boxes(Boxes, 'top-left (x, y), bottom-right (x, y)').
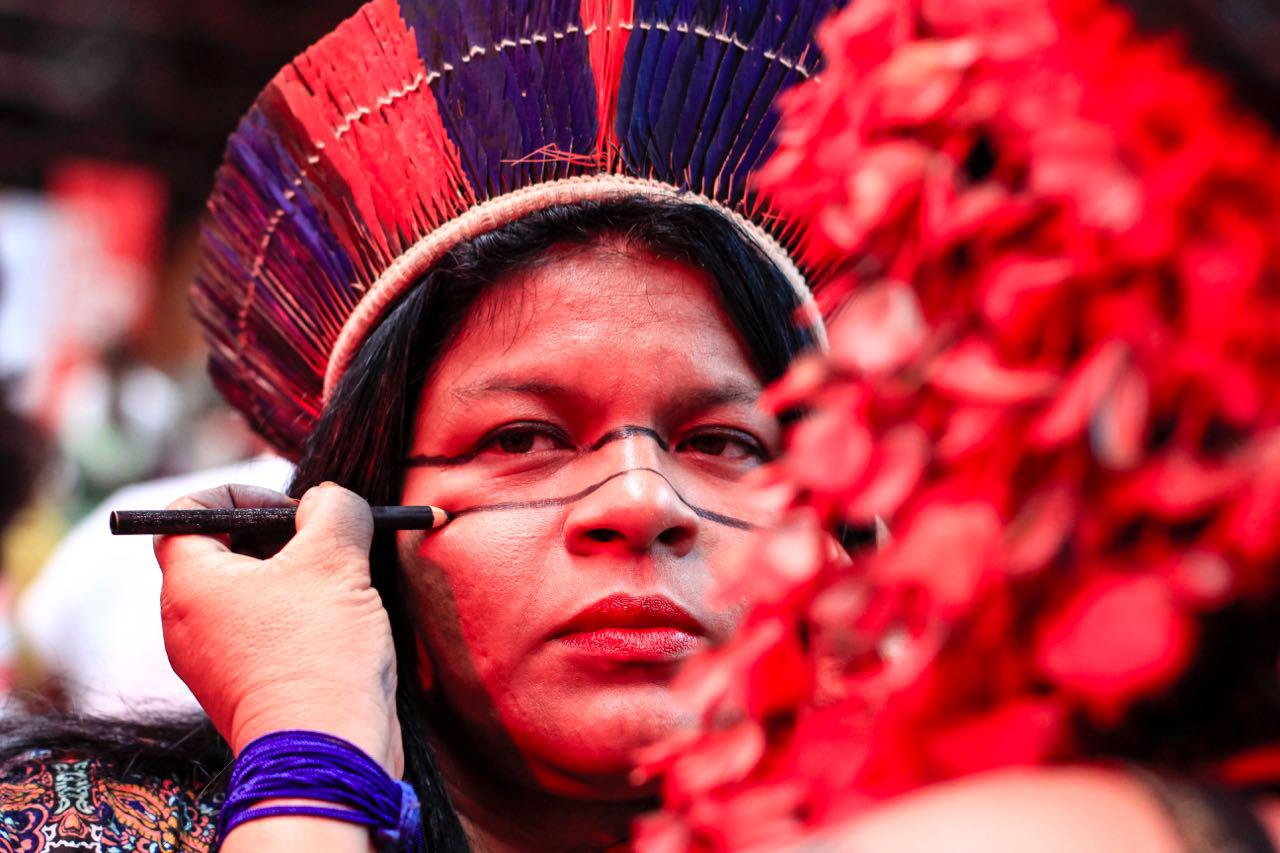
top-left (395, 244), bottom-right (786, 802)
top-left (407, 425), bottom-right (762, 531)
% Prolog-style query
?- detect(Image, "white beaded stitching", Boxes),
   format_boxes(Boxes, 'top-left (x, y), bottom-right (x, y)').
top-left (313, 19), bottom-right (814, 171)
top-left (334, 70), bottom-right (428, 139)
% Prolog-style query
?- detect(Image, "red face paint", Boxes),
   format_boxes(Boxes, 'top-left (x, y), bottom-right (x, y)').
top-left (396, 243), bottom-right (785, 801)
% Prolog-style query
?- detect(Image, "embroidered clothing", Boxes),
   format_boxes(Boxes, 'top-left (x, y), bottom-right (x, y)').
top-left (0, 751), bottom-right (219, 852)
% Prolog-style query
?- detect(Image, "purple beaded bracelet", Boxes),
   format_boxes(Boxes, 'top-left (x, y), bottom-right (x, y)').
top-left (216, 730), bottom-right (421, 852)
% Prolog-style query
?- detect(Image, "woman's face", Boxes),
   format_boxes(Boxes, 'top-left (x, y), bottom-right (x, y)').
top-left (397, 241), bottom-right (784, 799)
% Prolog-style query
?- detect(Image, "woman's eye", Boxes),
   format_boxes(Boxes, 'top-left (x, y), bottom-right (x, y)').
top-left (678, 430), bottom-right (768, 463)
top-left (480, 425), bottom-right (566, 455)
top-left (687, 434), bottom-right (731, 455)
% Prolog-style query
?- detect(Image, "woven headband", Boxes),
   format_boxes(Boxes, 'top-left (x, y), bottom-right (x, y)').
top-left (327, 175), bottom-right (826, 400)
top-left (194, 0), bottom-right (846, 458)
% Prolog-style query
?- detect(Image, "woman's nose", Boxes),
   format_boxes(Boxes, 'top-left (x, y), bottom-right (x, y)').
top-left (564, 468), bottom-right (699, 557)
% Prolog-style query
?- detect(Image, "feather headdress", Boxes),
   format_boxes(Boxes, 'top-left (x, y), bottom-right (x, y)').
top-left (194, 0), bottom-right (846, 457)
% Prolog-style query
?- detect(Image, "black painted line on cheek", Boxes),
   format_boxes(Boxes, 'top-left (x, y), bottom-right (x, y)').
top-left (688, 506), bottom-right (753, 531)
top-left (447, 467), bottom-right (756, 531)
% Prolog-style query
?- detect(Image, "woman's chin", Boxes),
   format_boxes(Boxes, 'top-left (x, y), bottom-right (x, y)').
top-left (509, 685), bottom-right (694, 799)
top-left (529, 764), bottom-right (663, 801)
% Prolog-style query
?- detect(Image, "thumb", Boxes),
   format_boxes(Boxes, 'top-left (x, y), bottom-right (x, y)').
top-left (288, 482), bottom-right (375, 567)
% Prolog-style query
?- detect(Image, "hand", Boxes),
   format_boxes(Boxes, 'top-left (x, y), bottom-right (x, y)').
top-left (154, 482), bottom-right (403, 776)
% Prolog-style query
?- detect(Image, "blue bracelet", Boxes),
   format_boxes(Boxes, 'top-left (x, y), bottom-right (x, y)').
top-left (216, 730), bottom-right (421, 852)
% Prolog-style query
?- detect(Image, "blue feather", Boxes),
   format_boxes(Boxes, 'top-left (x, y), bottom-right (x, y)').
top-left (618, 0), bottom-right (847, 202)
top-left (397, 0), bottom-right (598, 197)
top-left (619, 10), bottom-right (662, 174)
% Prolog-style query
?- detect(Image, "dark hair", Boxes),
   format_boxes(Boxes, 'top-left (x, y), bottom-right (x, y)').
top-left (0, 197), bottom-right (811, 851)
top-left (288, 196), bottom-right (815, 849)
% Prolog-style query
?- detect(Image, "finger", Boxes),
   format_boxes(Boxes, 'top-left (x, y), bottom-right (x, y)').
top-left (228, 526), bottom-right (296, 561)
top-left (165, 483), bottom-right (298, 512)
top-left (153, 486), bottom-right (299, 573)
top-left (212, 484), bottom-right (300, 559)
top-left (287, 482), bottom-right (374, 567)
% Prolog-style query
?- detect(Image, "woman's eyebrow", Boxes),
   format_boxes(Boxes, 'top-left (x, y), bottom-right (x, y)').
top-left (450, 378), bottom-right (574, 404)
top-left (663, 383), bottom-right (763, 421)
top-left (448, 377), bottom-right (762, 419)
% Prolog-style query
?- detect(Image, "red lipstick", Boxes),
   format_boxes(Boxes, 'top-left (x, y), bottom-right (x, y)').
top-left (553, 594), bottom-right (706, 663)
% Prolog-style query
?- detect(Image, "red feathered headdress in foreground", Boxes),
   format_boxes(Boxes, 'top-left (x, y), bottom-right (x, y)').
top-left (636, 0), bottom-right (1280, 847)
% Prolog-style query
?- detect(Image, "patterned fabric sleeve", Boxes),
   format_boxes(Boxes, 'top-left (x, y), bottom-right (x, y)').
top-left (0, 750), bottom-right (221, 852)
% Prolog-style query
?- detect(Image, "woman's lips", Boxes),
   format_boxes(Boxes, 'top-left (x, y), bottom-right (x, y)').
top-left (557, 627), bottom-right (703, 662)
top-left (552, 594), bottom-right (706, 663)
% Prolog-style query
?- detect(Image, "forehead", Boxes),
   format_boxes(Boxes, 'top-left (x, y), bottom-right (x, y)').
top-left (423, 243), bottom-right (761, 404)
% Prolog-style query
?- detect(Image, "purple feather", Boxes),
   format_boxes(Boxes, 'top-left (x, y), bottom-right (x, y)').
top-left (397, 0), bottom-right (598, 196)
top-left (618, 0), bottom-right (846, 201)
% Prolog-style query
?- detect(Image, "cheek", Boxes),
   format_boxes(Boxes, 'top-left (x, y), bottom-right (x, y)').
top-left (691, 522), bottom-right (778, 635)
top-left (398, 513), bottom-right (564, 681)
top-left (689, 479), bottom-right (794, 609)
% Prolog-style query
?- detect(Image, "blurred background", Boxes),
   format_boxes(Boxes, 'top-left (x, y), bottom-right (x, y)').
top-left (0, 0), bottom-right (359, 716)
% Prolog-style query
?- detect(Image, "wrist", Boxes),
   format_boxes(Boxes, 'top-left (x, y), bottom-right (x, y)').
top-left (218, 730), bottom-right (419, 852)
top-left (231, 694), bottom-right (402, 776)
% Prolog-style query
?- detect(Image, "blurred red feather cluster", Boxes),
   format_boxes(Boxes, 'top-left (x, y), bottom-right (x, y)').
top-left (636, 0), bottom-right (1280, 848)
